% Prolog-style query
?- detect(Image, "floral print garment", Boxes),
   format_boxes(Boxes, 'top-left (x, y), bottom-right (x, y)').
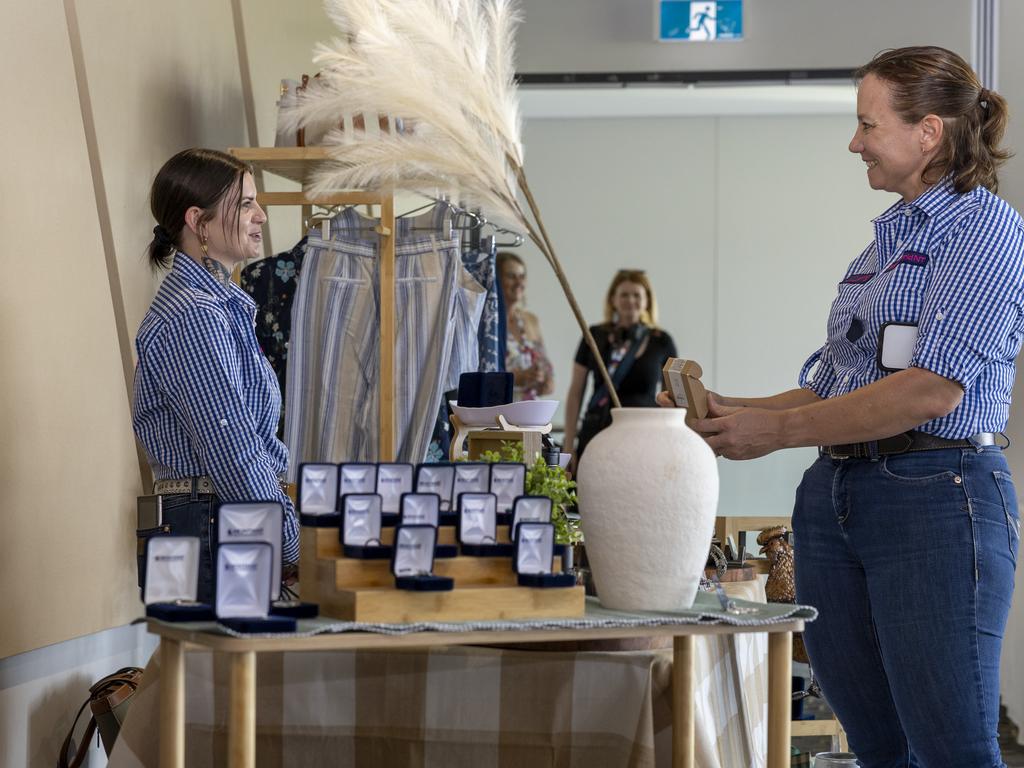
top-left (239, 238), bottom-right (307, 434)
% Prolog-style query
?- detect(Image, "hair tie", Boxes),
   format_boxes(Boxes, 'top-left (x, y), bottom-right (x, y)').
top-left (152, 225), bottom-right (175, 248)
top-left (979, 88), bottom-right (990, 111)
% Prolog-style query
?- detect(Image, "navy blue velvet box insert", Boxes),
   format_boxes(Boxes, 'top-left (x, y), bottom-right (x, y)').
top-left (517, 572), bottom-right (577, 588)
top-left (460, 542), bottom-right (514, 557)
top-left (457, 372), bottom-right (514, 407)
top-left (270, 601), bottom-right (319, 619)
top-left (219, 615), bottom-right (298, 633)
top-left (434, 544), bottom-right (459, 559)
top-left (146, 603), bottom-right (216, 622)
top-left (300, 512), bottom-right (341, 528)
top-left (343, 544), bottom-right (393, 559)
top-left (394, 575), bottom-right (454, 591)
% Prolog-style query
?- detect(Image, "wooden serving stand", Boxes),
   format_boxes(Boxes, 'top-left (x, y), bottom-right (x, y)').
top-left (450, 413), bottom-right (551, 463)
top-left (300, 522), bottom-right (584, 622)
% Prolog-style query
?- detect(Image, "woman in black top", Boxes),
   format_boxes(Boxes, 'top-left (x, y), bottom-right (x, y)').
top-left (563, 269), bottom-right (677, 470)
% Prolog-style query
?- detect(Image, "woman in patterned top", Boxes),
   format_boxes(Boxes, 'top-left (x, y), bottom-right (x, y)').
top-left (498, 252), bottom-right (555, 400)
top-left (133, 148), bottom-right (298, 603)
top-left (662, 47), bottom-right (1023, 767)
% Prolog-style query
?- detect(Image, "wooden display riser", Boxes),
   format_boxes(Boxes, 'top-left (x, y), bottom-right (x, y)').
top-left (329, 554), bottom-right (562, 589)
top-left (317, 583), bottom-right (584, 623)
top-left (299, 525), bottom-right (584, 622)
top-left (302, 521), bottom-right (517, 559)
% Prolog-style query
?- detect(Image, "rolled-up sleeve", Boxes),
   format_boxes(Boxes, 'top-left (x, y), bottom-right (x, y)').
top-left (799, 344), bottom-right (837, 399)
top-left (912, 211), bottom-right (1024, 390)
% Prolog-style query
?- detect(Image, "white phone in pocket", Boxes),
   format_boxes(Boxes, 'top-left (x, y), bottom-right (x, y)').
top-left (878, 322), bottom-right (918, 371)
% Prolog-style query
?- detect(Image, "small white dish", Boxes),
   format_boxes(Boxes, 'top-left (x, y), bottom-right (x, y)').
top-left (450, 400), bottom-right (558, 428)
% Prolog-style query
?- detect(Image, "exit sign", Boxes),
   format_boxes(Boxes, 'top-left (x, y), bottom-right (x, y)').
top-left (658, 1), bottom-right (743, 41)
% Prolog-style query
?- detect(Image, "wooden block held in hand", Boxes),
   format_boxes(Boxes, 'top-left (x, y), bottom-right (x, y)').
top-left (662, 358), bottom-right (708, 419)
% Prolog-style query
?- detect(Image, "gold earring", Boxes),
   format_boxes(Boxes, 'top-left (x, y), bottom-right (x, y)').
top-left (200, 233), bottom-right (209, 256)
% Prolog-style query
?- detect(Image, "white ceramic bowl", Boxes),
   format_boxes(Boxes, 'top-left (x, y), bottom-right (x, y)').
top-left (450, 399), bottom-right (558, 428)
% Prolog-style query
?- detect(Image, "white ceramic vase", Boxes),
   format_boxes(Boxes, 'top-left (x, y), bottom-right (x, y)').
top-left (576, 408), bottom-right (719, 611)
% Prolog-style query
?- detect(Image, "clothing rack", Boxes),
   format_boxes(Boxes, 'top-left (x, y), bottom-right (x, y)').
top-left (228, 149), bottom-right (398, 460)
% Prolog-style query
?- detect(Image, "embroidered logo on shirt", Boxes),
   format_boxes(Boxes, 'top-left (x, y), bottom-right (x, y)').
top-left (841, 273), bottom-right (876, 285)
top-left (884, 251), bottom-right (929, 271)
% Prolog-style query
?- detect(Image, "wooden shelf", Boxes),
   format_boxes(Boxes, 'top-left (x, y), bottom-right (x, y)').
top-left (320, 584), bottom-right (585, 623)
top-left (228, 146), bottom-right (333, 184)
top-left (300, 524), bottom-right (583, 622)
top-left (304, 522), bottom-right (521, 560)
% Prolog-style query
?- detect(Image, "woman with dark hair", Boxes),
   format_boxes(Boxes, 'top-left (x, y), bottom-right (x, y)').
top-left (133, 148), bottom-right (298, 603)
top-left (565, 269), bottom-right (676, 470)
top-left (662, 47), bottom-right (1022, 766)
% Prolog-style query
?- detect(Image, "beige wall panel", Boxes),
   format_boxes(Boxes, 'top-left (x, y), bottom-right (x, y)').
top-left (75, 0), bottom-right (250, 349)
top-left (519, 116), bottom-right (718, 425)
top-left (714, 115), bottom-right (883, 518)
top-left (0, 0), bottom-right (141, 658)
top-left (239, 0), bottom-right (332, 253)
top-left (997, 0), bottom-right (1024, 741)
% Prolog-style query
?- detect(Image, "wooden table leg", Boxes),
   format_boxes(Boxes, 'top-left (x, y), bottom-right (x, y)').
top-left (159, 639), bottom-right (185, 768)
top-left (228, 651), bottom-right (257, 768)
top-left (767, 631), bottom-right (793, 768)
top-left (672, 635), bottom-right (695, 768)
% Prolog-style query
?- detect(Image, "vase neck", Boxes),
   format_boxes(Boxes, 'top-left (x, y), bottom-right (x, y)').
top-left (610, 407), bottom-right (686, 425)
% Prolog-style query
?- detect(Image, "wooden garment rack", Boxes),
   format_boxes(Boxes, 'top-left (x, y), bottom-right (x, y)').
top-left (229, 148), bottom-right (397, 461)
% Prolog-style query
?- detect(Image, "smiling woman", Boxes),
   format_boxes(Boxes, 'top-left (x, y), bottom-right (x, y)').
top-left (132, 148), bottom-right (298, 604)
top-left (658, 46), bottom-right (1022, 767)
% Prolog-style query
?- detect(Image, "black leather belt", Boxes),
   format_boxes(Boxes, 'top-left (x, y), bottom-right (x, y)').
top-left (822, 431), bottom-right (996, 459)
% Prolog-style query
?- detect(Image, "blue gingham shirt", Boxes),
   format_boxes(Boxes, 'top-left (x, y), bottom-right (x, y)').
top-left (800, 180), bottom-right (1024, 438)
top-left (133, 253), bottom-right (299, 562)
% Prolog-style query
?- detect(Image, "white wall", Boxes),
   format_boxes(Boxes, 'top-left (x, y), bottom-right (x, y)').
top-left (995, 0), bottom-right (1024, 743)
top-left (515, 0), bottom-right (970, 74)
top-left (521, 107), bottom-right (882, 516)
top-left (0, 626), bottom-right (157, 768)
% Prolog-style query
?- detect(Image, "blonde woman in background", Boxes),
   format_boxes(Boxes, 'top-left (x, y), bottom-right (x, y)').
top-left (564, 269), bottom-right (677, 472)
top-left (498, 252), bottom-right (555, 400)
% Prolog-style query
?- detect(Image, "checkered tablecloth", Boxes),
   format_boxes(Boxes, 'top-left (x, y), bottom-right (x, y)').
top-left (110, 582), bottom-right (796, 768)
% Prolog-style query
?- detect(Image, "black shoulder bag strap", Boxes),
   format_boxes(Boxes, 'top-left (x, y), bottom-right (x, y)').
top-left (585, 324), bottom-right (651, 414)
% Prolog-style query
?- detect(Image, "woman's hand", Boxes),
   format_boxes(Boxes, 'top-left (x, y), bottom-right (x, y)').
top-left (691, 393), bottom-right (784, 460)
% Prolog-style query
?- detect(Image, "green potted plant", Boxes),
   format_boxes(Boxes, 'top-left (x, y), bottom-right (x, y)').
top-left (474, 442), bottom-right (582, 546)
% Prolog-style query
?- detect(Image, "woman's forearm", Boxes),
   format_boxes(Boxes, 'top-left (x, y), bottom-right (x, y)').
top-left (700, 368), bottom-right (965, 460)
top-left (716, 387), bottom-right (822, 411)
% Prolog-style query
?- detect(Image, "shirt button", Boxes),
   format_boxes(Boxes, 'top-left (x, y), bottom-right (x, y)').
top-left (936, 312), bottom-right (944, 321)
top-left (843, 375), bottom-right (851, 383)
top-left (219, 418), bottom-right (228, 426)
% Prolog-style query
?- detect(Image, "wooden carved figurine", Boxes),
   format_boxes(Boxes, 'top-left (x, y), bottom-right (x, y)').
top-left (661, 358), bottom-right (708, 428)
top-left (757, 525), bottom-right (809, 664)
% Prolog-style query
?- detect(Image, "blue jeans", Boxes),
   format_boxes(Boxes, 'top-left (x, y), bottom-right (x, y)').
top-left (136, 493), bottom-right (218, 604)
top-left (794, 447), bottom-right (1018, 768)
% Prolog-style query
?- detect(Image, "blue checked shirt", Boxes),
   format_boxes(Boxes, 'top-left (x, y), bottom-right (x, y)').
top-left (800, 180), bottom-right (1024, 438)
top-left (133, 253), bottom-right (299, 562)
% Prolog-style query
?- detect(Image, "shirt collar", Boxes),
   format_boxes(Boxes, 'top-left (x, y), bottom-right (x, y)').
top-left (171, 252), bottom-right (255, 309)
top-left (873, 177), bottom-right (958, 224)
